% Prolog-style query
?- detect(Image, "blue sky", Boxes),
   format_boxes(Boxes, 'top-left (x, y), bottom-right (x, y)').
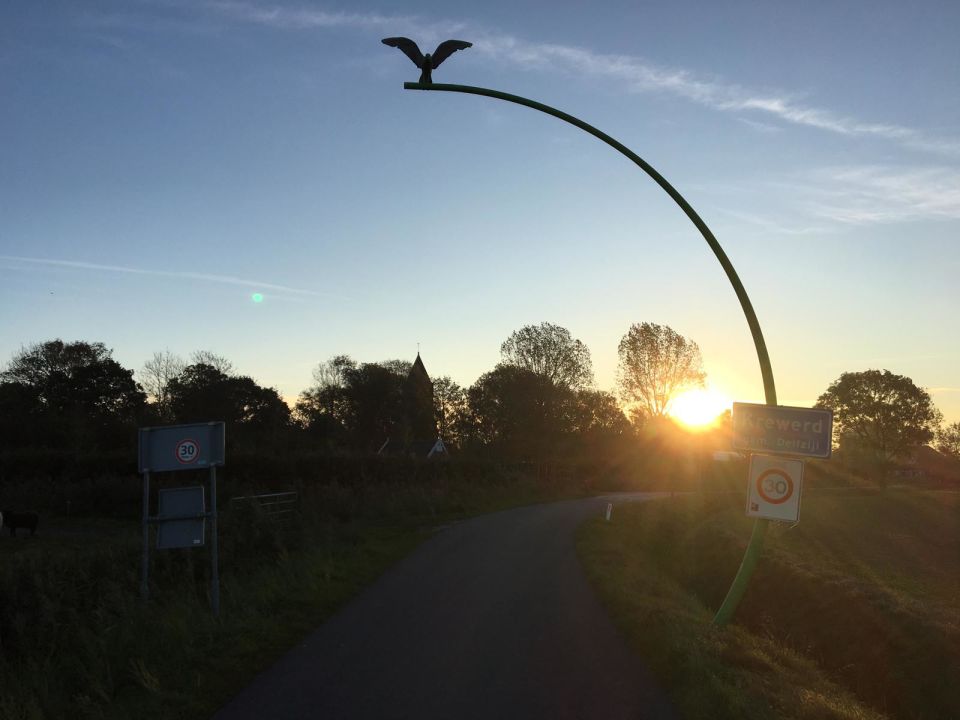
top-left (2, 1), bottom-right (958, 423)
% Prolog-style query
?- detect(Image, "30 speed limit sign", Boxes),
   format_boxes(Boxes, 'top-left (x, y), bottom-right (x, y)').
top-left (746, 454), bottom-right (804, 522)
top-left (175, 438), bottom-right (201, 465)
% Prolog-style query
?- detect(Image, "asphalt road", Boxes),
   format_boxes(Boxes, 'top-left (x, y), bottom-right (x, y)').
top-left (214, 494), bottom-right (677, 720)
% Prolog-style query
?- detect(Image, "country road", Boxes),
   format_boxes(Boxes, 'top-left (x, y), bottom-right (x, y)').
top-left (214, 494), bottom-right (677, 720)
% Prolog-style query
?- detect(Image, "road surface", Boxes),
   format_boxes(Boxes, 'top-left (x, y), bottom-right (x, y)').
top-left (214, 494), bottom-right (676, 719)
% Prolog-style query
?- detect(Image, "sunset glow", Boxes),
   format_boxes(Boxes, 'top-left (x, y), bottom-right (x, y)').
top-left (669, 388), bottom-right (731, 429)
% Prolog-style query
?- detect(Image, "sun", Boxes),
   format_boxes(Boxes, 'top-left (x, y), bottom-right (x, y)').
top-left (669, 387), bottom-right (731, 429)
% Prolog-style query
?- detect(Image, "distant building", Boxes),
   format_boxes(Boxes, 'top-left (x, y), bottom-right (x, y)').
top-left (837, 430), bottom-right (960, 485)
top-left (378, 353), bottom-right (448, 459)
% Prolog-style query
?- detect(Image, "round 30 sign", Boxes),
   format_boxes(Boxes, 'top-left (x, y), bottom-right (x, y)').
top-left (747, 454), bottom-right (803, 522)
top-left (175, 438), bottom-right (201, 465)
top-left (756, 468), bottom-right (794, 505)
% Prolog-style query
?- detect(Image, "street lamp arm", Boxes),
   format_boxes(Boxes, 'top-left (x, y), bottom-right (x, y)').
top-left (403, 81), bottom-right (776, 626)
top-left (405, 82), bottom-right (777, 407)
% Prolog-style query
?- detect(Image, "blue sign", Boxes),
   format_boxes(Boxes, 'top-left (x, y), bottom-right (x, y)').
top-left (731, 403), bottom-right (833, 459)
top-left (138, 422), bottom-right (225, 473)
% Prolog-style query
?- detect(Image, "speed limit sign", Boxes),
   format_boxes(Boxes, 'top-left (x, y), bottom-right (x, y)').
top-left (746, 454), bottom-right (804, 522)
top-left (175, 439), bottom-right (201, 465)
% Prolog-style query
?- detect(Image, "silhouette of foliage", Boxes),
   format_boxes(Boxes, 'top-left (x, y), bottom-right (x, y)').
top-left (296, 357), bottom-right (418, 453)
top-left (617, 323), bottom-right (705, 418)
top-left (168, 363), bottom-right (290, 446)
top-left (339, 361), bottom-right (408, 453)
top-left (465, 365), bottom-right (561, 461)
top-left (936, 421), bottom-right (960, 459)
top-left (139, 350), bottom-right (185, 422)
top-left (189, 350), bottom-right (234, 375)
top-left (816, 369), bottom-right (942, 482)
top-left (500, 322), bottom-right (594, 390)
top-left (433, 376), bottom-right (468, 447)
top-left (0, 340), bottom-right (145, 451)
top-left (463, 365), bottom-right (632, 464)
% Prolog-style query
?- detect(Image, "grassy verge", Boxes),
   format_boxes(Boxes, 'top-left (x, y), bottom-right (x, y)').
top-left (577, 489), bottom-right (960, 720)
top-left (0, 474), bottom-right (589, 719)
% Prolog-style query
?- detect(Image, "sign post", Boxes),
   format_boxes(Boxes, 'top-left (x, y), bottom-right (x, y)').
top-left (138, 422), bottom-right (225, 615)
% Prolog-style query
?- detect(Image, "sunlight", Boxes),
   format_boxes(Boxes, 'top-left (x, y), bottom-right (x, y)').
top-left (669, 387), bottom-right (731, 429)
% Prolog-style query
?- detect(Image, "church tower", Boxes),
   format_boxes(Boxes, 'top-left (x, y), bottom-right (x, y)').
top-left (402, 352), bottom-right (437, 445)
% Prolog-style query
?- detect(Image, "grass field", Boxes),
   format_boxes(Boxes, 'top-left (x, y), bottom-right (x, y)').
top-left (0, 473), bottom-right (590, 719)
top-left (577, 488), bottom-right (960, 720)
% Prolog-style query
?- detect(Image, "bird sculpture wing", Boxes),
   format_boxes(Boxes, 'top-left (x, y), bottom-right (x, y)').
top-left (431, 40), bottom-right (473, 67)
top-left (381, 37), bottom-right (424, 68)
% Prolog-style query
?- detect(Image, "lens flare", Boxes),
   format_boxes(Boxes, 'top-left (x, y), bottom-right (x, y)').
top-left (669, 387), bottom-right (730, 429)
top-left (251, 293), bottom-right (264, 303)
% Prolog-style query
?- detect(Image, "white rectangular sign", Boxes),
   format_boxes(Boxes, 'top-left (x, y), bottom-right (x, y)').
top-left (746, 454), bottom-right (804, 523)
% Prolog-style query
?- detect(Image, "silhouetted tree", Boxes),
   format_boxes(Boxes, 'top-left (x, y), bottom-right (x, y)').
top-left (433, 375), bottom-right (468, 447)
top-left (465, 364), bottom-right (571, 461)
top-left (0, 340), bottom-right (145, 450)
top-left (500, 322), bottom-right (593, 390)
top-left (339, 361), bottom-right (407, 453)
top-left (189, 350), bottom-right (234, 375)
top-left (617, 323), bottom-right (705, 418)
top-left (311, 355), bottom-right (355, 394)
top-left (168, 363), bottom-right (290, 446)
top-left (295, 356), bottom-right (356, 434)
top-left (936, 421), bottom-right (960, 460)
top-left (816, 370), bottom-right (942, 484)
top-left (140, 350), bottom-right (185, 422)
top-left (296, 357), bottom-right (426, 454)
top-left (566, 388), bottom-right (633, 462)
top-left (568, 389), bottom-right (631, 435)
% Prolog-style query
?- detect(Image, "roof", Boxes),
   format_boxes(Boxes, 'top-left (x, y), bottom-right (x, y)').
top-left (409, 352), bottom-right (430, 383)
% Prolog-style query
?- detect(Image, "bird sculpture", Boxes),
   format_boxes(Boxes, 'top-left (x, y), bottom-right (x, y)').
top-left (381, 37), bottom-right (472, 83)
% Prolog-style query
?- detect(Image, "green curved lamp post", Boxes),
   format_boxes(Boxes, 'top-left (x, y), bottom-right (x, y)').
top-left (401, 81), bottom-right (777, 626)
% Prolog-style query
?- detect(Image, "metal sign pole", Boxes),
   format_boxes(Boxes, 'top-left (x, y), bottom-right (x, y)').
top-left (210, 464), bottom-right (220, 616)
top-left (141, 470), bottom-right (150, 601)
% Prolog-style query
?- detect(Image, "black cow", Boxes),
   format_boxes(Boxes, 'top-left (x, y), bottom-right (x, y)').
top-left (2, 511), bottom-right (39, 537)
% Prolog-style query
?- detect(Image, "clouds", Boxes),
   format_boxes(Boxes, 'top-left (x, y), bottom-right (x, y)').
top-left (708, 164), bottom-right (960, 231)
top-left (191, 2), bottom-right (959, 158)
top-left (0, 255), bottom-right (338, 299)
top-left (802, 166), bottom-right (960, 225)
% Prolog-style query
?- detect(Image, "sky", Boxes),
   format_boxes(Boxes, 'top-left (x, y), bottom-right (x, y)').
top-left (1, 1), bottom-right (958, 424)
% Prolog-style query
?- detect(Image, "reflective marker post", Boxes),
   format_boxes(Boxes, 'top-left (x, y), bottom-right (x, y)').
top-left (398, 81), bottom-right (778, 626)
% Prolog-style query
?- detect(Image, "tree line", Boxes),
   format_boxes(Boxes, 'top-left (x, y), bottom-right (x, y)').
top-left (0, 326), bottom-right (956, 477)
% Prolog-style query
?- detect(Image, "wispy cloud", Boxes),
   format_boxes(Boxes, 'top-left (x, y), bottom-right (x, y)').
top-left (198, 1), bottom-right (464, 39)
top-left (715, 209), bottom-right (832, 237)
top-left (799, 166), bottom-right (960, 225)
top-left (737, 118), bottom-right (783, 134)
top-left (0, 255), bottom-right (340, 299)
top-left (190, 2), bottom-right (960, 157)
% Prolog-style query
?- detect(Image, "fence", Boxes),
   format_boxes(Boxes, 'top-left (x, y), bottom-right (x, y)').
top-left (230, 491), bottom-right (299, 524)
